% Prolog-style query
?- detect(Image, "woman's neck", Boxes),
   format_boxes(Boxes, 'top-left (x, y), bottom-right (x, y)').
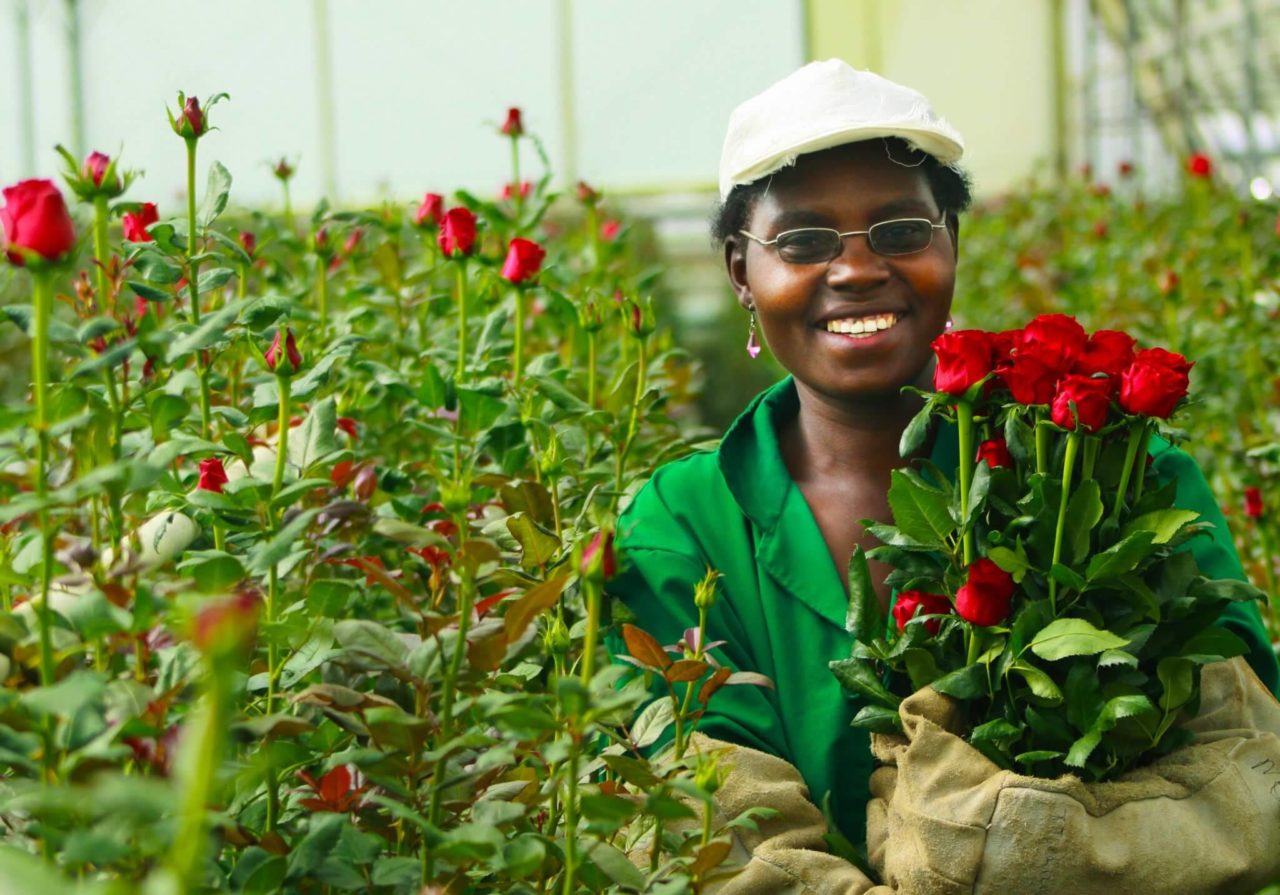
top-left (782, 380), bottom-right (926, 483)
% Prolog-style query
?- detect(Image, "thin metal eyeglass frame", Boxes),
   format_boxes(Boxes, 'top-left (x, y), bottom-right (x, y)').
top-left (738, 217), bottom-right (948, 262)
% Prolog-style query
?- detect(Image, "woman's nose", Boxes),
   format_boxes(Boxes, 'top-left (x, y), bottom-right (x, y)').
top-left (825, 234), bottom-right (891, 290)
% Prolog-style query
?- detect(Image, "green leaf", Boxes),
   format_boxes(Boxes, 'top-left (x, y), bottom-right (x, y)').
top-left (197, 266), bottom-right (235, 293)
top-left (168, 298), bottom-right (244, 360)
top-left (844, 546), bottom-right (883, 645)
top-left (1063, 479), bottom-right (1103, 565)
top-left (1188, 577), bottom-right (1267, 603)
top-left (931, 663), bottom-right (987, 699)
top-left (1121, 509), bottom-right (1200, 545)
top-left (246, 507), bottom-right (319, 574)
top-left (20, 670), bottom-right (106, 718)
top-left (1157, 656), bottom-right (1195, 712)
top-left (1049, 563), bottom-right (1087, 592)
top-left (333, 619), bottom-right (409, 668)
top-left (1065, 729), bottom-right (1102, 767)
top-left (129, 280), bottom-right (173, 303)
top-left (849, 704), bottom-right (903, 733)
top-left (506, 514), bottom-right (560, 569)
top-left (147, 393), bottom-right (191, 438)
top-left (962, 458), bottom-right (991, 530)
top-left (583, 838), bottom-right (646, 889)
top-left (200, 160), bottom-right (233, 227)
top-left (887, 469), bottom-right (954, 547)
top-left (1179, 626), bottom-right (1248, 663)
top-left (1029, 618), bottom-right (1129, 661)
top-left (903, 647), bottom-right (942, 690)
top-left (184, 551), bottom-right (245, 591)
top-left (1085, 531), bottom-right (1155, 581)
top-left (286, 813), bottom-right (345, 881)
top-left (288, 396), bottom-right (339, 473)
top-left (898, 398), bottom-right (933, 459)
top-left (828, 657), bottom-right (900, 708)
top-left (988, 538), bottom-right (1031, 583)
top-left (1011, 662), bottom-right (1063, 702)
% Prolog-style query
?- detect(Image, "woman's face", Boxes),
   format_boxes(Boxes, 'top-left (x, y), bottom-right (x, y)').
top-left (727, 141), bottom-right (957, 403)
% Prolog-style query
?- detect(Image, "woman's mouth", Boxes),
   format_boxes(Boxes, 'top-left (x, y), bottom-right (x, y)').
top-left (823, 312), bottom-right (901, 339)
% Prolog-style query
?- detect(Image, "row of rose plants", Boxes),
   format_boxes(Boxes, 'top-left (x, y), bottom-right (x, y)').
top-left (0, 96), bottom-right (764, 893)
top-left (953, 157), bottom-right (1280, 642)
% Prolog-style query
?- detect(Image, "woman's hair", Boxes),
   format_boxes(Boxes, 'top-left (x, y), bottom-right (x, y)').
top-left (710, 137), bottom-right (973, 245)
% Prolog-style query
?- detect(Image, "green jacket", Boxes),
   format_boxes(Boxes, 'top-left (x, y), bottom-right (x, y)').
top-left (607, 375), bottom-right (1279, 846)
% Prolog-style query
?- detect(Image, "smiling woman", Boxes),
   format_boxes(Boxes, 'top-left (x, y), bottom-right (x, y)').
top-left (605, 59), bottom-right (1279, 894)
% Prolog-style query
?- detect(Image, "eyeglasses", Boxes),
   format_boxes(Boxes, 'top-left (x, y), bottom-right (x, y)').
top-left (739, 217), bottom-right (948, 264)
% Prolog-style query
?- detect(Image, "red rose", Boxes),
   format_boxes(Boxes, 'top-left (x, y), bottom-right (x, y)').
top-left (892, 591), bottom-right (952, 634)
top-left (1118, 160), bottom-right (1134, 178)
top-left (580, 530), bottom-right (617, 581)
top-left (500, 237), bottom-right (546, 284)
top-left (122, 203), bottom-right (159, 243)
top-left (1186, 153), bottom-right (1212, 178)
top-left (499, 181), bottom-right (532, 201)
top-left (1075, 329), bottom-right (1136, 380)
top-left (265, 327), bottom-right (301, 373)
top-left (1051, 373), bottom-right (1113, 432)
top-left (954, 558), bottom-right (1016, 627)
top-left (1244, 486), bottom-right (1264, 519)
top-left (83, 151), bottom-right (114, 189)
top-left (197, 457), bottom-right (228, 493)
top-left (500, 107), bottom-right (524, 137)
top-left (931, 329), bottom-right (994, 397)
top-left (1000, 352), bottom-right (1059, 405)
top-left (975, 437), bottom-right (1013, 469)
top-left (415, 192), bottom-right (444, 228)
top-left (1, 179), bottom-right (76, 266)
top-left (1118, 356), bottom-right (1191, 419)
top-left (600, 219), bottom-right (621, 241)
top-left (181, 96), bottom-right (205, 136)
top-left (1132, 346), bottom-right (1193, 377)
top-left (343, 228), bottom-right (363, 255)
top-left (238, 230), bottom-right (256, 256)
top-left (337, 417), bottom-right (358, 439)
top-left (1019, 314), bottom-right (1088, 374)
top-left (992, 329), bottom-right (1020, 366)
top-left (438, 207), bottom-right (477, 258)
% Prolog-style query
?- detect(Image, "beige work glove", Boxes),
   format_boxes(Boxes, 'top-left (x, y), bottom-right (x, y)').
top-left (630, 732), bottom-right (893, 894)
top-left (865, 656), bottom-right (1280, 895)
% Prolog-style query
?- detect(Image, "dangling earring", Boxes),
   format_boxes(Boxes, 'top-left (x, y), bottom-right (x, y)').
top-left (746, 308), bottom-right (761, 359)
top-left (945, 316), bottom-right (955, 332)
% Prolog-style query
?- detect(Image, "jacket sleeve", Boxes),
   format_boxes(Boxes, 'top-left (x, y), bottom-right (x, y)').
top-left (1152, 441), bottom-right (1280, 695)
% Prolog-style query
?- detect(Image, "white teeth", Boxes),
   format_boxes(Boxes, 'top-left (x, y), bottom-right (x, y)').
top-left (825, 313), bottom-right (899, 336)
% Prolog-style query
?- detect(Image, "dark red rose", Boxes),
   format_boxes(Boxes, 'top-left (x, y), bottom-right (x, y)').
top-left (122, 203), bottom-right (159, 243)
top-left (600, 219), bottom-right (621, 241)
top-left (1132, 347), bottom-right (1193, 377)
top-left (1019, 314), bottom-right (1088, 374)
top-left (1000, 351), bottom-right (1059, 405)
top-left (238, 230), bottom-right (256, 256)
top-left (1051, 374), bottom-right (1113, 431)
top-left (975, 437), bottom-right (1013, 469)
top-left (336, 417), bottom-right (358, 439)
top-left (1186, 153), bottom-right (1212, 178)
top-left (1244, 486), bottom-right (1263, 519)
top-left (892, 591), bottom-right (952, 634)
top-left (83, 151), bottom-right (114, 188)
top-left (1, 179), bottom-right (76, 266)
top-left (1118, 160), bottom-right (1134, 178)
top-left (1075, 329), bottom-right (1136, 379)
top-left (438, 207), bottom-right (477, 258)
top-left (580, 530), bottom-right (616, 581)
top-left (414, 192), bottom-right (444, 228)
top-left (265, 327), bottom-right (301, 373)
top-left (931, 329), bottom-right (995, 397)
top-left (500, 107), bottom-right (524, 137)
top-left (954, 558), bottom-right (1016, 627)
top-left (1118, 355), bottom-right (1191, 419)
top-left (172, 95), bottom-right (206, 138)
top-left (197, 457), bottom-right (228, 493)
top-left (500, 237), bottom-right (546, 284)
top-left (992, 329), bottom-right (1020, 366)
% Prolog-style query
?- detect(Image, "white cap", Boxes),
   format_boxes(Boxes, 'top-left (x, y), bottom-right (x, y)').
top-left (718, 60), bottom-right (965, 200)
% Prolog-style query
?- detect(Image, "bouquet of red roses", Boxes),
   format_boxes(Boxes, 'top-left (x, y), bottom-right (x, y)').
top-left (831, 314), bottom-right (1267, 781)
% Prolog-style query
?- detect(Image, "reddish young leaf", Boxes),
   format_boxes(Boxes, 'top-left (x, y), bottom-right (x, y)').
top-left (664, 658), bottom-right (710, 684)
top-left (698, 666), bottom-right (733, 704)
top-left (622, 623), bottom-right (673, 671)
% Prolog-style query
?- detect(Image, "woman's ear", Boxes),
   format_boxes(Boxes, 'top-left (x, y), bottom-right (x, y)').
top-left (724, 236), bottom-right (754, 311)
top-left (946, 213), bottom-right (961, 262)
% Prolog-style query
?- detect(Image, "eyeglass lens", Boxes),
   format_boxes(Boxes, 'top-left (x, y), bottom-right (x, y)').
top-left (775, 220), bottom-right (935, 263)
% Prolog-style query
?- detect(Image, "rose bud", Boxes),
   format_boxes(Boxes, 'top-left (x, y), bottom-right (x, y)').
top-left (600, 219), bottom-right (621, 241)
top-left (624, 297), bottom-right (655, 338)
top-left (500, 107), bottom-right (524, 137)
top-left (265, 327), bottom-right (301, 373)
top-left (192, 590), bottom-right (260, 656)
top-left (1119, 355), bottom-right (1191, 419)
top-left (354, 465), bottom-right (378, 501)
top-left (931, 329), bottom-right (994, 397)
top-left (238, 231), bottom-right (257, 257)
top-left (579, 529), bottom-right (617, 583)
top-left (499, 181), bottom-right (532, 201)
top-left (437, 207), bottom-right (477, 258)
top-left (1051, 374), bottom-right (1113, 432)
top-left (1118, 160), bottom-right (1134, 178)
top-left (1075, 329), bottom-right (1136, 380)
top-left (892, 591), bottom-right (952, 634)
top-left (273, 158), bottom-right (295, 181)
top-left (1186, 153), bottom-right (1212, 178)
top-left (343, 228), bottom-right (363, 256)
top-left (414, 192), bottom-right (444, 228)
top-left (1019, 314), bottom-right (1088, 375)
top-left (1244, 486), bottom-right (1264, 519)
top-left (169, 94), bottom-right (207, 138)
top-left (975, 438), bottom-right (1014, 469)
top-left (954, 558), bottom-right (1016, 627)
top-left (576, 181), bottom-right (601, 205)
top-left (500, 237), bottom-right (546, 285)
top-left (122, 203), bottom-right (159, 243)
top-left (336, 417), bottom-right (358, 439)
top-left (197, 457), bottom-right (228, 493)
top-left (1158, 270), bottom-right (1180, 296)
top-left (1, 179), bottom-right (76, 267)
top-left (83, 151), bottom-right (115, 189)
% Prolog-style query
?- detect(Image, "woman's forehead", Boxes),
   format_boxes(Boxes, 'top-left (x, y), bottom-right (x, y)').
top-left (752, 143), bottom-right (938, 222)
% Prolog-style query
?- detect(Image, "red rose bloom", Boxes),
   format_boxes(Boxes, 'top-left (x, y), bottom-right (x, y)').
top-left (500, 107), bottom-right (524, 137)
top-left (122, 203), bottom-right (159, 243)
top-left (415, 192), bottom-right (444, 228)
top-left (892, 591), bottom-right (952, 634)
top-left (1000, 352), bottom-right (1059, 405)
top-left (1186, 153), bottom-right (1212, 178)
top-left (197, 457), bottom-right (228, 493)
top-left (1051, 373), bottom-right (1113, 432)
top-left (1075, 329), bottom-right (1136, 380)
top-left (931, 329), bottom-right (994, 396)
top-left (1119, 355), bottom-right (1191, 419)
top-left (954, 558), bottom-right (1016, 627)
top-left (1019, 314), bottom-right (1088, 374)
top-left (576, 181), bottom-right (600, 204)
top-left (337, 417), bottom-right (358, 440)
top-left (265, 327), bottom-right (301, 373)
top-left (2, 179), bottom-right (76, 266)
top-left (438, 207), bottom-right (477, 258)
top-left (181, 96), bottom-right (205, 136)
top-left (600, 219), bottom-right (621, 241)
top-left (1132, 346), bottom-right (1193, 376)
top-left (1244, 486), bottom-right (1264, 519)
top-left (1118, 161), bottom-right (1134, 178)
top-left (975, 437), bottom-right (1013, 469)
top-left (238, 230), bottom-right (256, 256)
top-left (500, 238), bottom-right (546, 284)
